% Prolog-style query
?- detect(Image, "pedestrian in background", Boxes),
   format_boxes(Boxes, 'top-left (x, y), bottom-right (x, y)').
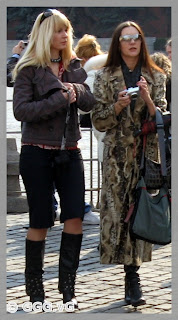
top-left (165, 38), bottom-right (172, 61)
top-left (75, 34), bottom-right (107, 223)
top-left (92, 21), bottom-right (167, 307)
top-left (12, 8), bottom-right (95, 309)
top-left (7, 40), bottom-right (27, 87)
top-left (84, 53), bottom-right (107, 165)
top-left (151, 51), bottom-right (171, 111)
top-left (74, 34), bottom-right (104, 129)
top-left (75, 35), bottom-right (108, 169)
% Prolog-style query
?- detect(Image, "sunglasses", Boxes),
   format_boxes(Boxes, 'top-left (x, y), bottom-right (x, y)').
top-left (40, 9), bottom-right (53, 25)
top-left (119, 34), bottom-right (141, 42)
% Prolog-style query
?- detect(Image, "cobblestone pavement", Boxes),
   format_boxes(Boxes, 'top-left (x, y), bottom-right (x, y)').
top-left (6, 212), bottom-right (171, 314)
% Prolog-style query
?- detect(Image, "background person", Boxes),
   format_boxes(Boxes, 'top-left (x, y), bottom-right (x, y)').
top-left (151, 51), bottom-right (171, 111)
top-left (75, 34), bottom-right (107, 223)
top-left (12, 8), bottom-right (95, 309)
top-left (83, 53), bottom-right (108, 165)
top-left (92, 21), bottom-right (167, 307)
top-left (165, 38), bottom-right (172, 61)
top-left (74, 34), bottom-right (105, 66)
top-left (74, 34), bottom-right (105, 130)
top-left (75, 34), bottom-right (107, 217)
top-left (7, 40), bottom-right (27, 87)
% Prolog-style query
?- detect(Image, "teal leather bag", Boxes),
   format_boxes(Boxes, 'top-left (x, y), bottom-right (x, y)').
top-left (129, 176), bottom-right (171, 245)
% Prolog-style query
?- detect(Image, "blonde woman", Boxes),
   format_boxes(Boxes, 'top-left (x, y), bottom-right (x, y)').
top-left (13, 9), bottom-right (95, 309)
top-left (74, 34), bottom-right (104, 66)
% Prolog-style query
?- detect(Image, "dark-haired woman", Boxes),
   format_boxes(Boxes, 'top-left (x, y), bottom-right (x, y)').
top-left (12, 9), bottom-right (95, 309)
top-left (92, 21), bottom-right (167, 307)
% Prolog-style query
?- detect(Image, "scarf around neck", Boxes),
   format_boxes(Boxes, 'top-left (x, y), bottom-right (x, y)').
top-left (121, 59), bottom-right (141, 112)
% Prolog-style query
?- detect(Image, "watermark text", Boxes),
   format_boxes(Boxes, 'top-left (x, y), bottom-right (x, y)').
top-left (7, 300), bottom-right (75, 313)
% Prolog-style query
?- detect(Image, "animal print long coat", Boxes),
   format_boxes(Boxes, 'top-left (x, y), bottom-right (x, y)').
top-left (92, 66), bottom-right (167, 266)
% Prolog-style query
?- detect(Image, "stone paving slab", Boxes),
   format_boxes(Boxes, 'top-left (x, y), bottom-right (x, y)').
top-left (6, 212), bottom-right (171, 314)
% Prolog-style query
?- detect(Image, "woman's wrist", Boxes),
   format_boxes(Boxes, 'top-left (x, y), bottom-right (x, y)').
top-left (146, 97), bottom-right (156, 116)
top-left (114, 101), bottom-right (122, 116)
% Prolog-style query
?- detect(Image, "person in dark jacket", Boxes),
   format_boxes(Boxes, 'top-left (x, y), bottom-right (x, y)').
top-left (12, 8), bottom-right (95, 310)
top-left (7, 40), bottom-right (27, 87)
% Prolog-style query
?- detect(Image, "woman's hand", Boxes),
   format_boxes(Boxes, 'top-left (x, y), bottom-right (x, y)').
top-left (12, 40), bottom-right (26, 55)
top-left (62, 82), bottom-right (77, 103)
top-left (114, 88), bottom-right (131, 115)
top-left (137, 76), bottom-right (156, 116)
top-left (137, 76), bottom-right (151, 103)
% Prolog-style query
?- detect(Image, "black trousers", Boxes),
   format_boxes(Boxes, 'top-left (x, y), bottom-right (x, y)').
top-left (20, 145), bottom-right (85, 228)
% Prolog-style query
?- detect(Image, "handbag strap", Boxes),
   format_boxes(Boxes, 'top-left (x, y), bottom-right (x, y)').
top-left (156, 108), bottom-right (167, 177)
top-left (140, 108), bottom-right (168, 178)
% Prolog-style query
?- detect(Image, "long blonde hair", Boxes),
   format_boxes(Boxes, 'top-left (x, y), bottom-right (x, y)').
top-left (13, 9), bottom-right (74, 80)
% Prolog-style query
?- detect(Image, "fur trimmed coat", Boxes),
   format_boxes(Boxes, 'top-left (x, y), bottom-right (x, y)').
top-left (92, 66), bottom-right (167, 265)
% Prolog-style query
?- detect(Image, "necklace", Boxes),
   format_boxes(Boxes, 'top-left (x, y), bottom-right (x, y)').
top-left (50, 56), bottom-right (61, 63)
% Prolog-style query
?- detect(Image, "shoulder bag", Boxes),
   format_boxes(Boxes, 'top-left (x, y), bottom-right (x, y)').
top-left (125, 108), bottom-right (171, 245)
top-left (128, 176), bottom-right (171, 245)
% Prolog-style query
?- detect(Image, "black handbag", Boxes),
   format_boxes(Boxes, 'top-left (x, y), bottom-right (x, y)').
top-left (128, 176), bottom-right (171, 245)
top-left (142, 109), bottom-right (171, 189)
top-left (144, 157), bottom-right (171, 189)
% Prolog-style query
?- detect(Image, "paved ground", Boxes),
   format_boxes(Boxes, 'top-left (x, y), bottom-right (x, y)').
top-left (6, 212), bottom-right (171, 314)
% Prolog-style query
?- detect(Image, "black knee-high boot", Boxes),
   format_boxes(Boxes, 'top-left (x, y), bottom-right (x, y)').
top-left (58, 232), bottom-right (83, 309)
top-left (124, 265), bottom-right (146, 307)
top-left (25, 238), bottom-right (45, 303)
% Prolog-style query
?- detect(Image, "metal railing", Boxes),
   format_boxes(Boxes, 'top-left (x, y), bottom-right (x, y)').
top-left (81, 128), bottom-right (101, 209)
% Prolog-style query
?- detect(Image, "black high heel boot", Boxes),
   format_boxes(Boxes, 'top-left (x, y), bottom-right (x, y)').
top-left (125, 275), bottom-right (131, 305)
top-left (124, 265), bottom-right (146, 307)
top-left (25, 239), bottom-right (45, 303)
top-left (58, 232), bottom-right (83, 310)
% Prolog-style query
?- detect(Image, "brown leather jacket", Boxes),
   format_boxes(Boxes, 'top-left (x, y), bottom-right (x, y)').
top-left (13, 58), bottom-right (96, 147)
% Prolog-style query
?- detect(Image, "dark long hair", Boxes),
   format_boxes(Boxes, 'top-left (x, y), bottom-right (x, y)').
top-left (105, 21), bottom-right (163, 78)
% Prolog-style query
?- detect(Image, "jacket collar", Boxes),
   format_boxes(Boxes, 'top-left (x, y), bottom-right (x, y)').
top-left (105, 66), bottom-right (155, 85)
top-left (31, 58), bottom-right (87, 96)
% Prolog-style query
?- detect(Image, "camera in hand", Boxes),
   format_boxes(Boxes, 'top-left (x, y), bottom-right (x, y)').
top-left (126, 87), bottom-right (139, 100)
top-left (23, 41), bottom-right (28, 47)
